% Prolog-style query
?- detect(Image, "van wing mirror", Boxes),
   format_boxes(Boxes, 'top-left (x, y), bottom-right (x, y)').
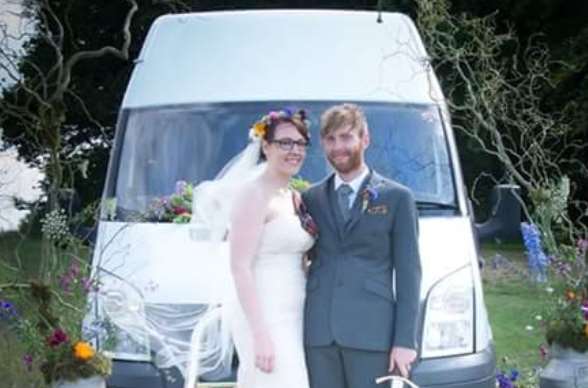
top-left (474, 184), bottom-right (521, 243)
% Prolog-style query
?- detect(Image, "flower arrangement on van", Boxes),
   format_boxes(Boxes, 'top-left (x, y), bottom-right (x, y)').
top-left (539, 238), bottom-right (588, 353)
top-left (149, 178), bottom-right (312, 224)
top-left (0, 259), bottom-right (112, 385)
top-left (147, 180), bottom-right (194, 223)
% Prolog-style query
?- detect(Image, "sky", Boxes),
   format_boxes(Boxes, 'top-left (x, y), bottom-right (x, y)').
top-left (0, 0), bottom-right (43, 231)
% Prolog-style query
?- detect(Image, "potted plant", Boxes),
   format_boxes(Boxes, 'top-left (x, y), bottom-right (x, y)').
top-left (537, 238), bottom-right (588, 386)
top-left (0, 210), bottom-right (113, 388)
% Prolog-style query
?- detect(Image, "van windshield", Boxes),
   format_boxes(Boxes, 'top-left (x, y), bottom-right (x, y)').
top-left (107, 102), bottom-right (456, 220)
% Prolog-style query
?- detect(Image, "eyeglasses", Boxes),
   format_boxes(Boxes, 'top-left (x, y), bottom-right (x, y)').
top-left (270, 138), bottom-right (310, 151)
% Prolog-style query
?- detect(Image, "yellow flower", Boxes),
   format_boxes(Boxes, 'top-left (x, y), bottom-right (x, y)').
top-left (252, 122), bottom-right (266, 138)
top-left (566, 290), bottom-right (576, 300)
top-left (73, 341), bottom-right (95, 361)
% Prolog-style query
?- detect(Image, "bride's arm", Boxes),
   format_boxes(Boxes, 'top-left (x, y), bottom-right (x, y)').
top-left (229, 184), bottom-right (274, 372)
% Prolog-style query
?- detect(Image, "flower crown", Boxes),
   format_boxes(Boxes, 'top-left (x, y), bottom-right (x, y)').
top-left (249, 108), bottom-right (309, 141)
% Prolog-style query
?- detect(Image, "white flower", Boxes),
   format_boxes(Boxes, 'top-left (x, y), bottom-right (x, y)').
top-left (525, 325), bottom-right (534, 331)
top-left (535, 315), bottom-right (543, 321)
top-left (546, 287), bottom-right (554, 294)
top-left (41, 209), bottom-right (70, 242)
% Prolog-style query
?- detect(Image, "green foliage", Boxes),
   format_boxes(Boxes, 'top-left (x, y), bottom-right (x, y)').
top-left (541, 239), bottom-right (588, 353)
top-left (289, 176), bottom-right (311, 192)
top-left (147, 180), bottom-right (193, 223)
top-left (0, 205), bottom-right (112, 384)
top-left (529, 177), bottom-right (572, 255)
top-left (40, 340), bottom-right (111, 384)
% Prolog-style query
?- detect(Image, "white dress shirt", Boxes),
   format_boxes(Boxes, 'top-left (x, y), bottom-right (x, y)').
top-left (333, 166), bottom-right (370, 209)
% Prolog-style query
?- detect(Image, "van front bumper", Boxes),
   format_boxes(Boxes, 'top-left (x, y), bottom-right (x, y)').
top-left (107, 360), bottom-right (234, 388)
top-left (411, 345), bottom-right (496, 388)
top-left (107, 361), bottom-right (183, 388)
top-left (107, 346), bottom-right (496, 388)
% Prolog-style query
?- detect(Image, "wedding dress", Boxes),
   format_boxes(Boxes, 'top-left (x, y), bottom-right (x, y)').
top-left (228, 197), bottom-right (314, 388)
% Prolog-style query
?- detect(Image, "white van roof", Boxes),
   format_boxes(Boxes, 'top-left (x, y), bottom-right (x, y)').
top-left (122, 9), bottom-right (444, 108)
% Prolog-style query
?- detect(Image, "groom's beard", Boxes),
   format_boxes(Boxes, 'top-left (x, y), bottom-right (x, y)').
top-left (327, 148), bottom-right (363, 175)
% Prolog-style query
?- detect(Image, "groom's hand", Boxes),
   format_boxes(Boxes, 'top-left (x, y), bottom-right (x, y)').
top-left (388, 346), bottom-right (417, 378)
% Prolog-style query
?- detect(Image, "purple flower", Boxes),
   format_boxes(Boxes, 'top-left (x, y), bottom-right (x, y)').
top-left (578, 238), bottom-right (588, 256)
top-left (59, 273), bottom-right (73, 292)
top-left (22, 354), bottom-right (33, 371)
top-left (82, 277), bottom-right (99, 292)
top-left (0, 299), bottom-right (18, 319)
top-left (496, 368), bottom-right (519, 388)
top-left (47, 328), bottom-right (69, 347)
top-left (69, 261), bottom-right (80, 277)
top-left (582, 301), bottom-right (588, 320)
top-left (539, 344), bottom-right (549, 360)
top-left (509, 369), bottom-right (519, 381)
top-left (175, 180), bottom-right (187, 195)
top-left (496, 373), bottom-right (514, 388)
top-left (365, 187), bottom-right (378, 201)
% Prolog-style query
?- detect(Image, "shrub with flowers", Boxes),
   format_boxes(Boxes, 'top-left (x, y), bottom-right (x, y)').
top-left (495, 356), bottom-right (541, 388)
top-left (0, 260), bottom-right (112, 384)
top-left (0, 207), bottom-right (113, 384)
top-left (540, 237), bottom-right (588, 352)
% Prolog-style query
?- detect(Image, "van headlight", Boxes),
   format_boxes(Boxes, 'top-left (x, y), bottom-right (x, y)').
top-left (84, 279), bottom-right (151, 361)
top-left (421, 265), bottom-right (474, 358)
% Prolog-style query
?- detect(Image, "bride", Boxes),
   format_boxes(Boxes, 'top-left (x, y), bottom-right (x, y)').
top-left (228, 109), bottom-right (315, 388)
top-left (181, 108), bottom-right (316, 388)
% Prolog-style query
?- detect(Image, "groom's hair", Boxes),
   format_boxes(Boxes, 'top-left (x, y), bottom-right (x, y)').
top-left (320, 103), bottom-right (368, 138)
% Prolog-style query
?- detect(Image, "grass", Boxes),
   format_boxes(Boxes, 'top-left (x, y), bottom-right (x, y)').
top-left (0, 327), bottom-right (45, 387)
top-left (1, 234), bottom-right (547, 386)
top-left (0, 231), bottom-right (45, 277)
top-left (481, 241), bottom-right (547, 381)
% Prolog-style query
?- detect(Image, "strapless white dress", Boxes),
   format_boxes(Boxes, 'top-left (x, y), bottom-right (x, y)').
top-left (229, 211), bottom-right (315, 388)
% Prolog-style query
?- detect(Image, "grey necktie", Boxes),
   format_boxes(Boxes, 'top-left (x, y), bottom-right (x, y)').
top-left (337, 184), bottom-right (353, 221)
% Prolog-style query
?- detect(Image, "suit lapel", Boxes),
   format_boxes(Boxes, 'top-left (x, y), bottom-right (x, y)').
top-left (317, 174), bottom-right (344, 241)
top-left (345, 170), bottom-right (380, 234)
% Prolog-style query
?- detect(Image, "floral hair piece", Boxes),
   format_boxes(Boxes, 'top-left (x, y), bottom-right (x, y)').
top-left (249, 108), bottom-right (309, 141)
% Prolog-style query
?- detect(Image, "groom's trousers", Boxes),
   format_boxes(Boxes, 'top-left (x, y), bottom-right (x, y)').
top-left (305, 343), bottom-right (389, 388)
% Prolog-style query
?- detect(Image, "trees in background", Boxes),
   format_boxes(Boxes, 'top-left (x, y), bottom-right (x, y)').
top-left (1, 0), bottom-right (586, 229)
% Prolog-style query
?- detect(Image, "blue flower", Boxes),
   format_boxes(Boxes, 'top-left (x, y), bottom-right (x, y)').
top-left (0, 299), bottom-right (18, 320)
top-left (366, 187), bottom-right (378, 201)
top-left (175, 180), bottom-right (188, 195)
top-left (509, 369), bottom-right (519, 381)
top-left (496, 372), bottom-right (514, 388)
top-left (520, 222), bottom-right (549, 282)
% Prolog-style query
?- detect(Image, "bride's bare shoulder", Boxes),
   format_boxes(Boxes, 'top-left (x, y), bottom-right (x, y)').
top-left (231, 181), bottom-right (267, 218)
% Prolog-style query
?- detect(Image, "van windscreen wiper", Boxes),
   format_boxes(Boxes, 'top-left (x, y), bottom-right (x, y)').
top-left (416, 201), bottom-right (458, 210)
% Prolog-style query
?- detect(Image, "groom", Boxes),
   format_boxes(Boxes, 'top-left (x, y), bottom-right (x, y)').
top-left (302, 103), bottom-right (422, 387)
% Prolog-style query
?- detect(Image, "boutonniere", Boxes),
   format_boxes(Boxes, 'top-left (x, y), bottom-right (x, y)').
top-left (361, 186), bottom-right (379, 212)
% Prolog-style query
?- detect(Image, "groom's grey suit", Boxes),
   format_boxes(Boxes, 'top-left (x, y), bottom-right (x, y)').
top-left (302, 170), bottom-right (421, 388)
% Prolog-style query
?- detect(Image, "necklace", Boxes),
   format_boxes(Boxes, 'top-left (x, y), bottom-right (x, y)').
top-left (276, 186), bottom-right (290, 196)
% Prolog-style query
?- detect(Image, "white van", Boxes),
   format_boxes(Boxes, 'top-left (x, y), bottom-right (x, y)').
top-left (87, 9), bottom-right (496, 388)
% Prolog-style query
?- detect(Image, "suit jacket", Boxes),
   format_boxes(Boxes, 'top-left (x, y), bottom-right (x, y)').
top-left (302, 170), bottom-right (422, 351)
